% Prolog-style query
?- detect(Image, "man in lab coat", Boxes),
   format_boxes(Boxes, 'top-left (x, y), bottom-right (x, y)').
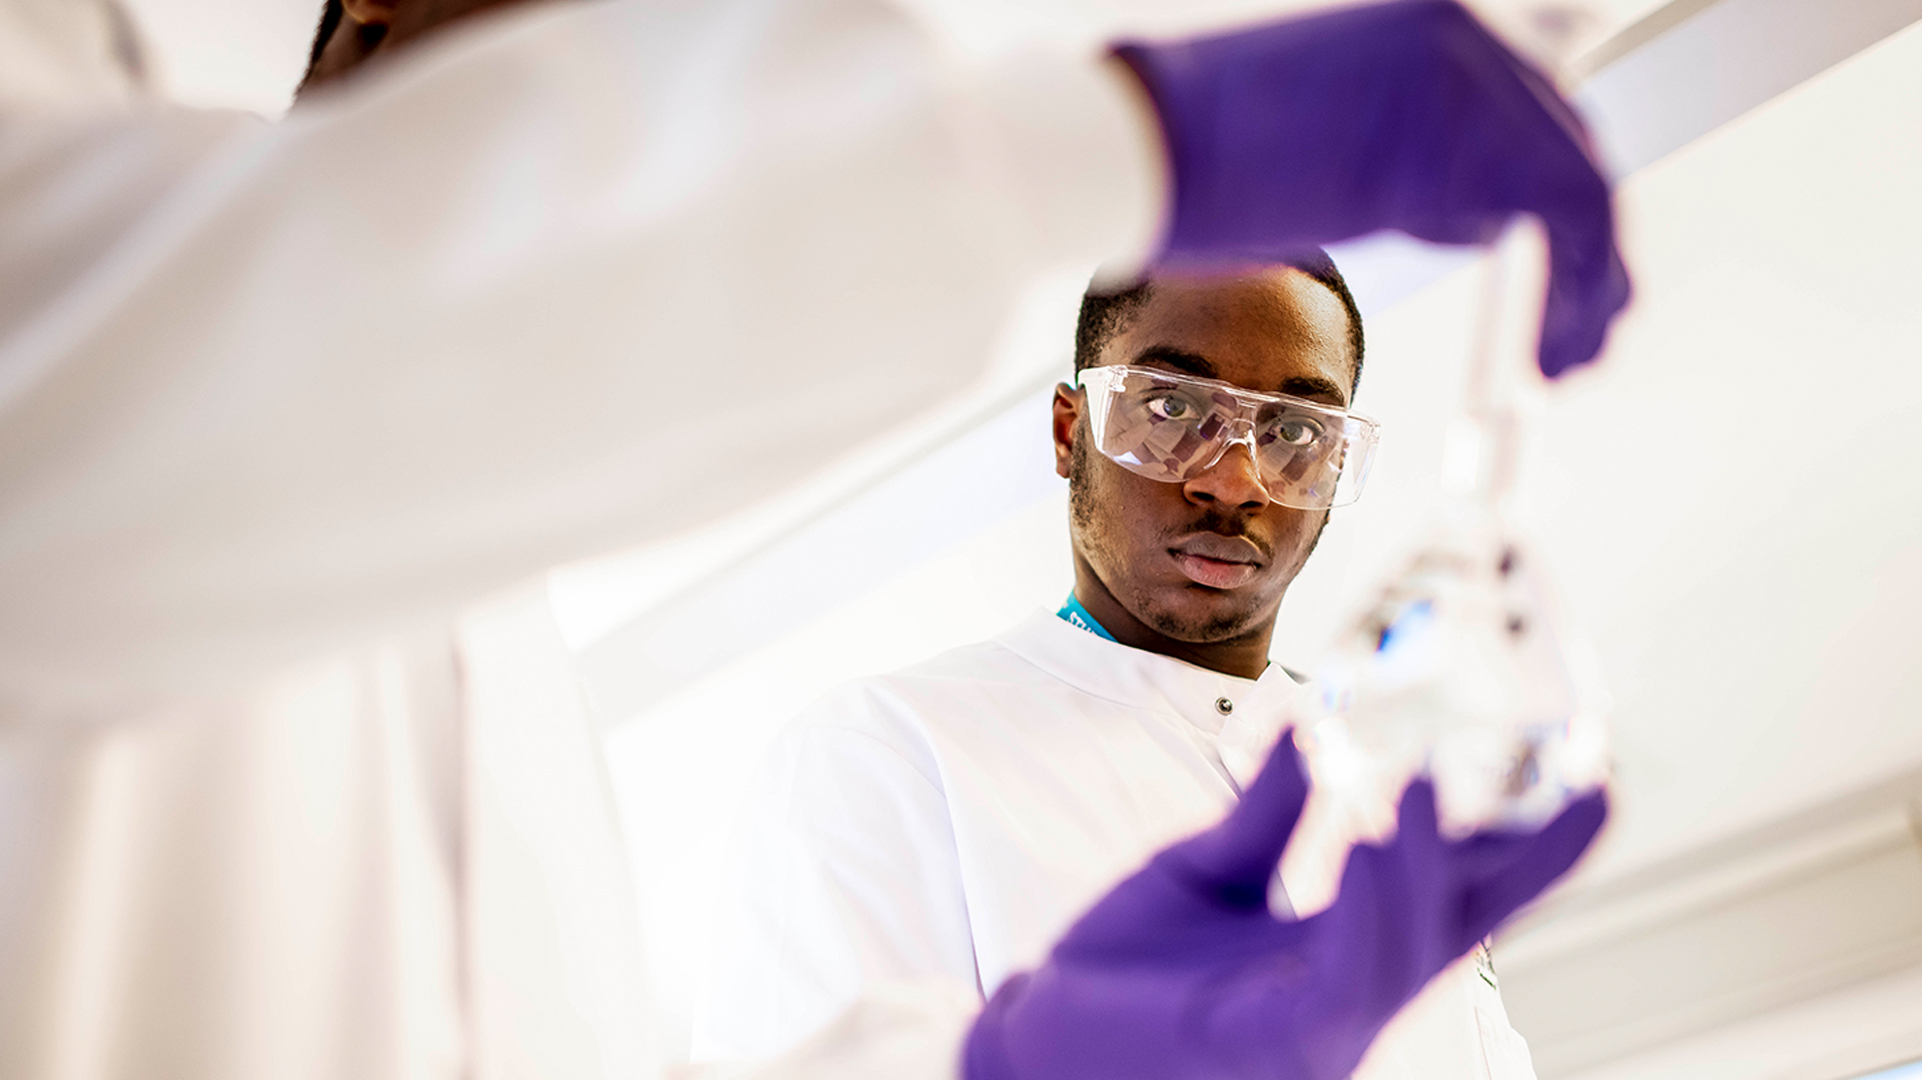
top-left (697, 257), bottom-right (1544, 1078)
top-left (0, 0), bottom-right (1624, 1077)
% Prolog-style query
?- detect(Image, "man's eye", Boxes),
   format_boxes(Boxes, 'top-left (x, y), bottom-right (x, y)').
top-left (1145, 395), bottom-right (1195, 421)
top-left (1270, 417), bottom-right (1323, 446)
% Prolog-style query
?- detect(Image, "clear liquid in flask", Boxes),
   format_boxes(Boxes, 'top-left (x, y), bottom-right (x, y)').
top-left (1300, 226), bottom-right (1610, 836)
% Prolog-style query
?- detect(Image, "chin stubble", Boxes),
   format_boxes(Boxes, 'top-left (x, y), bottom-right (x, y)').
top-left (1068, 437), bottom-right (1267, 645)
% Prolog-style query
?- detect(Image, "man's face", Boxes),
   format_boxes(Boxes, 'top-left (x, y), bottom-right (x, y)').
top-left (1055, 268), bottom-right (1357, 646)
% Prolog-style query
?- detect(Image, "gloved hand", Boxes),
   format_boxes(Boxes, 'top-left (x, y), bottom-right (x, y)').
top-left (963, 732), bottom-right (1607, 1080)
top-left (1113, 0), bottom-right (1630, 378)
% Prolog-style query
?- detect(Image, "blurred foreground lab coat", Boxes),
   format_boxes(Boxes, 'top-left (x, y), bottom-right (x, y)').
top-left (697, 611), bottom-right (1541, 1079)
top-left (0, 0), bottom-right (1161, 1076)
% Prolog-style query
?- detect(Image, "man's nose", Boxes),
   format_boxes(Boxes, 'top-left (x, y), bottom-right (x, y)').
top-left (1184, 435), bottom-right (1271, 510)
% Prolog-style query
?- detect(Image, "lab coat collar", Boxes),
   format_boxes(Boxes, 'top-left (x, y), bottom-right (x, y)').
top-left (995, 610), bottom-right (1307, 790)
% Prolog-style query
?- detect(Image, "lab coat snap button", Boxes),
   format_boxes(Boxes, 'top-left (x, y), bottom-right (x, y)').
top-left (1215, 697), bottom-right (1234, 716)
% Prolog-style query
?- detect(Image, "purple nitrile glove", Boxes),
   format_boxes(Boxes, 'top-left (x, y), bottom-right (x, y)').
top-left (1113, 0), bottom-right (1631, 378)
top-left (963, 732), bottom-right (1607, 1080)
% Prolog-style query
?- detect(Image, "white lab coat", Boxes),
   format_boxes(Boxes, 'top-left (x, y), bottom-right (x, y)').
top-left (696, 610), bottom-right (1542, 1079)
top-left (0, 0), bottom-right (1160, 1076)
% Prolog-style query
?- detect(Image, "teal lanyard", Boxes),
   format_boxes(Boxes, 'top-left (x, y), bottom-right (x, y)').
top-left (1056, 593), bottom-right (1118, 643)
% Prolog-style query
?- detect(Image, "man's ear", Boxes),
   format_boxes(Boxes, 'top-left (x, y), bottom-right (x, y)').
top-left (340, 0), bottom-right (401, 28)
top-left (1052, 383), bottom-right (1081, 480)
top-left (300, 0), bottom-right (402, 95)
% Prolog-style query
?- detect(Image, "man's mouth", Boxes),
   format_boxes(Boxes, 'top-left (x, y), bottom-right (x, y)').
top-left (1169, 535), bottom-right (1264, 590)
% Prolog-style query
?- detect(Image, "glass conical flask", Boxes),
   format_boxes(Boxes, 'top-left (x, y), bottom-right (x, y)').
top-left (1301, 227), bottom-right (1610, 836)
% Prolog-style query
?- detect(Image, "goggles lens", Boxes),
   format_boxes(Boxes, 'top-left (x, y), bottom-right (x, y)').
top-left (1077, 365), bottom-right (1380, 510)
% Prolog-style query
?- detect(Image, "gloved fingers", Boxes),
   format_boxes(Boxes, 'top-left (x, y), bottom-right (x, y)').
top-left (1383, 777), bottom-right (1455, 938)
top-left (1322, 780), bottom-right (1453, 941)
top-left (1122, 0), bottom-right (1630, 372)
top-left (1538, 210), bottom-right (1632, 376)
top-left (1478, 14), bottom-right (1633, 378)
top-left (1313, 779), bottom-right (1455, 978)
top-left (1157, 730), bottom-right (1310, 900)
top-left (1442, 785), bottom-right (1609, 879)
top-left (961, 971), bottom-right (1026, 1080)
top-left (1487, 14), bottom-right (1598, 158)
top-left (1353, 778), bottom-right (1495, 979)
top-left (1334, 777), bottom-right (1450, 906)
top-left (1438, 827), bottom-right (1538, 880)
top-left (1457, 788), bottom-right (1609, 945)
top-left (1429, 0), bottom-right (1629, 378)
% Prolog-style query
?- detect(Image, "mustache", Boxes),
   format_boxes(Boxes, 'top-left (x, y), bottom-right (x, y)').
top-left (1162, 509), bottom-right (1274, 561)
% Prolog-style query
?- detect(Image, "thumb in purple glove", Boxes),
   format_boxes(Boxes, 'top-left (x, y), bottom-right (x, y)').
top-left (964, 731), bottom-right (1607, 1080)
top-left (1113, 0), bottom-right (1631, 377)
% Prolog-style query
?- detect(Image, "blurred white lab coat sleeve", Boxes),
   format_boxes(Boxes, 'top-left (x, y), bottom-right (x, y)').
top-left (0, 0), bottom-right (1162, 718)
top-left (0, 5), bottom-right (1152, 1076)
top-left (0, 0), bottom-right (147, 107)
top-left (0, 579), bottom-right (983, 1080)
top-left (0, 581), bottom-right (672, 1080)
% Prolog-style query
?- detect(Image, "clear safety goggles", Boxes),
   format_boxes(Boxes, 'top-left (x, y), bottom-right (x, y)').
top-left (1076, 364), bottom-right (1381, 511)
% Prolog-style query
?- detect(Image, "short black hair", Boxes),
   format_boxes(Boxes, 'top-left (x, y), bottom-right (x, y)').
top-left (304, 0), bottom-right (345, 84)
top-left (301, 0), bottom-right (391, 92)
top-left (1073, 250), bottom-right (1366, 395)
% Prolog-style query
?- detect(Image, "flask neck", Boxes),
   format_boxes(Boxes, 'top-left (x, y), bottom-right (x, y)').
top-left (1444, 222), bottom-right (1541, 513)
top-left (1441, 409), bottom-right (1518, 510)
